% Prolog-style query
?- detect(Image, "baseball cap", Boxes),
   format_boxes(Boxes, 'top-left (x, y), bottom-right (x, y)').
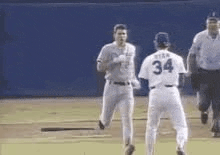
top-left (206, 12), bottom-right (219, 24)
top-left (154, 32), bottom-right (170, 46)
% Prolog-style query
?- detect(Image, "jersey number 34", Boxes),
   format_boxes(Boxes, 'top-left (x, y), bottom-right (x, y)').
top-left (152, 58), bottom-right (174, 75)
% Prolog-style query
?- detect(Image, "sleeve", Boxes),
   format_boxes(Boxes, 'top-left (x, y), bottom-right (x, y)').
top-left (97, 45), bottom-right (108, 63)
top-left (188, 33), bottom-right (201, 55)
top-left (130, 45), bottom-right (138, 81)
top-left (187, 33), bottom-right (201, 74)
top-left (138, 58), bottom-right (149, 80)
top-left (96, 45), bottom-right (110, 72)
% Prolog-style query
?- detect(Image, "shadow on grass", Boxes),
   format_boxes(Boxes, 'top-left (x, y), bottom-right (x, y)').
top-left (41, 127), bottom-right (95, 132)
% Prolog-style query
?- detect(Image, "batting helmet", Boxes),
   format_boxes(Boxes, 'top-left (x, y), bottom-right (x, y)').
top-left (154, 32), bottom-right (170, 49)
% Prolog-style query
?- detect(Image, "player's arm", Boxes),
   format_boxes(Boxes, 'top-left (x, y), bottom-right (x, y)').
top-left (186, 52), bottom-right (197, 76)
top-left (187, 52), bottom-right (200, 91)
top-left (138, 57), bottom-right (149, 92)
top-left (97, 46), bottom-right (114, 72)
top-left (97, 54), bottom-right (124, 72)
top-left (97, 46), bottom-right (107, 72)
top-left (130, 47), bottom-right (141, 89)
top-left (186, 34), bottom-right (201, 91)
top-left (186, 34), bottom-right (200, 76)
top-left (139, 78), bottom-right (149, 94)
top-left (186, 51), bottom-right (200, 91)
top-left (178, 57), bottom-right (187, 88)
top-left (97, 60), bottom-right (107, 72)
top-left (178, 73), bottom-right (185, 88)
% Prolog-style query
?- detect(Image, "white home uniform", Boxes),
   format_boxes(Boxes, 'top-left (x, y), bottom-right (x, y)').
top-left (97, 41), bottom-right (138, 146)
top-left (138, 49), bottom-right (188, 155)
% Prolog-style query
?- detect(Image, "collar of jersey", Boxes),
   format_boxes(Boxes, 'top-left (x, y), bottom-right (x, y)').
top-left (205, 29), bottom-right (220, 40)
top-left (113, 41), bottom-right (127, 50)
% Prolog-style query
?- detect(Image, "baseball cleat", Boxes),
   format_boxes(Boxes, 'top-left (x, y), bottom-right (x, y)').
top-left (176, 147), bottom-right (185, 155)
top-left (124, 144), bottom-right (135, 155)
top-left (98, 120), bottom-right (105, 130)
top-left (201, 111), bottom-right (208, 124)
top-left (211, 119), bottom-right (220, 133)
top-left (212, 132), bottom-right (220, 137)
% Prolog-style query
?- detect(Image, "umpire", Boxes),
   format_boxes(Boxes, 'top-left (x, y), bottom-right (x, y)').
top-left (187, 14), bottom-right (220, 137)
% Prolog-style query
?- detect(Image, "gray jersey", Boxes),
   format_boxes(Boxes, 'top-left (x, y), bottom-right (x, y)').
top-left (97, 41), bottom-right (136, 82)
top-left (189, 30), bottom-right (220, 70)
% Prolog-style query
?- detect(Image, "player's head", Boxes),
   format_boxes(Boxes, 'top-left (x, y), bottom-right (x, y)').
top-left (113, 24), bottom-right (128, 46)
top-left (206, 12), bottom-right (219, 32)
top-left (154, 32), bottom-right (170, 50)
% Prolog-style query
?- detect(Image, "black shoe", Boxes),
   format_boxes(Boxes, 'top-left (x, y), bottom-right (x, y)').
top-left (125, 144), bottom-right (135, 155)
top-left (201, 112), bottom-right (208, 124)
top-left (176, 147), bottom-right (185, 155)
top-left (211, 119), bottom-right (219, 133)
top-left (98, 120), bottom-right (105, 130)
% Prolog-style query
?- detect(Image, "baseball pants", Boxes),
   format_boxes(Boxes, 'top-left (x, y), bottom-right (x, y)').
top-left (100, 80), bottom-right (134, 146)
top-left (197, 69), bottom-right (220, 121)
top-left (146, 86), bottom-right (188, 155)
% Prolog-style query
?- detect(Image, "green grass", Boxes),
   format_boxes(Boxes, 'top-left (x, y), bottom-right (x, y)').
top-left (0, 96), bottom-right (198, 124)
top-left (0, 96), bottom-right (217, 155)
top-left (1, 140), bottom-right (220, 155)
top-left (0, 98), bottom-right (101, 124)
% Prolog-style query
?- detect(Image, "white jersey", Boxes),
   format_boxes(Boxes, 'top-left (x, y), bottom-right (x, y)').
top-left (138, 50), bottom-right (186, 88)
top-left (189, 29), bottom-right (220, 70)
top-left (97, 41), bottom-right (136, 82)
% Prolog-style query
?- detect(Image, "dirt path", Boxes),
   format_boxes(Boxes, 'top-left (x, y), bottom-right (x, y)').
top-left (0, 97), bottom-right (218, 143)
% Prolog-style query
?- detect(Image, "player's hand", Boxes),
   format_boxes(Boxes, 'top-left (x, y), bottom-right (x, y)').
top-left (113, 55), bottom-right (126, 63)
top-left (185, 71), bottom-right (192, 77)
top-left (131, 79), bottom-right (141, 90)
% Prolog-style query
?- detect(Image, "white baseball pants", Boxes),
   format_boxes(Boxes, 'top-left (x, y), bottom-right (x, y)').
top-left (146, 86), bottom-right (188, 155)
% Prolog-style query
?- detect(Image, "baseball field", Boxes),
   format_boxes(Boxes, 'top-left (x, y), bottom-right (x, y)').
top-left (0, 96), bottom-right (220, 155)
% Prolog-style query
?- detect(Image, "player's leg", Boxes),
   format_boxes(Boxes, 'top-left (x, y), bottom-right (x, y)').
top-left (118, 96), bottom-right (134, 146)
top-left (210, 81), bottom-right (220, 135)
top-left (168, 89), bottom-right (188, 154)
top-left (146, 105), bottom-right (161, 155)
top-left (171, 109), bottom-right (188, 152)
top-left (117, 85), bottom-right (135, 155)
top-left (118, 86), bottom-right (135, 155)
top-left (99, 82), bottom-right (118, 129)
top-left (146, 92), bottom-right (162, 155)
top-left (197, 83), bottom-right (211, 124)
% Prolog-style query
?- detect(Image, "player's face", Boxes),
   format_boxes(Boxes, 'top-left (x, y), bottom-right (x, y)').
top-left (114, 29), bottom-right (128, 46)
top-left (207, 21), bottom-right (219, 32)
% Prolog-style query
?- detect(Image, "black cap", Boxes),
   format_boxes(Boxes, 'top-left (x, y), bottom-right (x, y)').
top-left (206, 12), bottom-right (219, 24)
top-left (154, 32), bottom-right (170, 47)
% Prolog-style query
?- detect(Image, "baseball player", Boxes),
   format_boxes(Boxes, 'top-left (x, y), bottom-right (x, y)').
top-left (138, 32), bottom-right (188, 155)
top-left (96, 24), bottom-right (140, 155)
top-left (187, 14), bottom-right (220, 137)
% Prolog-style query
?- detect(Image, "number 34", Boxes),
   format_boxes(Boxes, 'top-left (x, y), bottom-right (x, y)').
top-left (152, 58), bottom-right (174, 75)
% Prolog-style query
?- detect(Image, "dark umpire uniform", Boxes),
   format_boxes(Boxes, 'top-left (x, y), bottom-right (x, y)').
top-left (187, 15), bottom-right (220, 137)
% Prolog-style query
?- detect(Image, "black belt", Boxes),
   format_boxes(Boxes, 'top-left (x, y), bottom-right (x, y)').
top-left (150, 85), bottom-right (174, 90)
top-left (198, 68), bottom-right (220, 73)
top-left (109, 81), bottom-right (130, 86)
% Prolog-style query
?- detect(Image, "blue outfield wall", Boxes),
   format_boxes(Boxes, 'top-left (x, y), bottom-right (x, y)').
top-left (0, 1), bottom-right (220, 97)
